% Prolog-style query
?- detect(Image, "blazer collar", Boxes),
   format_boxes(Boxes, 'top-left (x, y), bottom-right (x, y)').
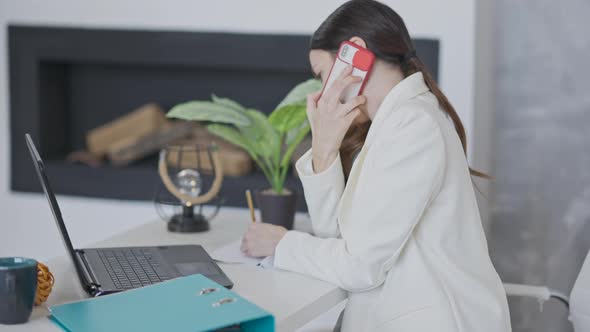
top-left (364, 72), bottom-right (430, 146)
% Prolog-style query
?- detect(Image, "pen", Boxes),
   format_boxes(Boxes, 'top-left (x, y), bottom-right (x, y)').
top-left (245, 190), bottom-right (256, 223)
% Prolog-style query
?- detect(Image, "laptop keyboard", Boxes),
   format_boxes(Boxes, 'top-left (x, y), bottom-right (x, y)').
top-left (98, 248), bottom-right (171, 290)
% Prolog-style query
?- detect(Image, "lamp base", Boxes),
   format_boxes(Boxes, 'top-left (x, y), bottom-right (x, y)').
top-left (167, 205), bottom-right (210, 233)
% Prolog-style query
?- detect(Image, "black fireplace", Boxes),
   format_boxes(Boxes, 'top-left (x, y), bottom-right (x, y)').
top-left (9, 25), bottom-right (439, 210)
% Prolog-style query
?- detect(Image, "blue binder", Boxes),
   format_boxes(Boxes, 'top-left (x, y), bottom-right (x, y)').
top-left (49, 274), bottom-right (274, 332)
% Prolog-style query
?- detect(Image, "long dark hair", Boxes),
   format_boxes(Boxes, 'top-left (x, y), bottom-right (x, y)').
top-left (311, 0), bottom-right (489, 179)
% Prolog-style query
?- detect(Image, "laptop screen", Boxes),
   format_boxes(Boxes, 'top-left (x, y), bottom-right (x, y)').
top-left (25, 134), bottom-right (88, 287)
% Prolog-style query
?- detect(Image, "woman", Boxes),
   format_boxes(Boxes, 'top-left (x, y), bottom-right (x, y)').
top-left (241, 1), bottom-right (511, 331)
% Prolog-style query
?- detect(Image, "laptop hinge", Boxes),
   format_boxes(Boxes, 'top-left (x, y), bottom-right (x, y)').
top-left (75, 250), bottom-right (101, 289)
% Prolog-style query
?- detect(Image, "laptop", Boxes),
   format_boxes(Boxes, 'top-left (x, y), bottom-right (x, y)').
top-left (25, 134), bottom-right (233, 296)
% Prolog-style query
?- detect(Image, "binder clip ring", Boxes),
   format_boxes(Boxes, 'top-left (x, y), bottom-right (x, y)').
top-left (199, 288), bottom-right (219, 295)
top-left (212, 297), bottom-right (237, 307)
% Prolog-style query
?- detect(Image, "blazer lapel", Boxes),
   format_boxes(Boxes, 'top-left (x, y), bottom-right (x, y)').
top-left (335, 72), bottom-right (431, 235)
top-left (337, 145), bottom-right (368, 228)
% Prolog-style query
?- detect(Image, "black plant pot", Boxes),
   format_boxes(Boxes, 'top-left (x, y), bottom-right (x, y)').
top-left (255, 189), bottom-right (296, 230)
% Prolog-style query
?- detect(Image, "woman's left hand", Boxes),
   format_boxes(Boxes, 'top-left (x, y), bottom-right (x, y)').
top-left (241, 223), bottom-right (288, 258)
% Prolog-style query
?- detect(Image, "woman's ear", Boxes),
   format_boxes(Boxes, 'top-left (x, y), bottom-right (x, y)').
top-left (349, 36), bottom-right (367, 49)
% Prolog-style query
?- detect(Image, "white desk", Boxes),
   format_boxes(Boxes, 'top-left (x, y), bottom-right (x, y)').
top-left (0, 209), bottom-right (346, 332)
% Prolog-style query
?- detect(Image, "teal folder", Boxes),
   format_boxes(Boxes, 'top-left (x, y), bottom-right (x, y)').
top-left (49, 274), bottom-right (274, 332)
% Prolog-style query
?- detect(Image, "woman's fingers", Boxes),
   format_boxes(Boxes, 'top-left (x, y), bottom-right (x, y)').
top-left (344, 108), bottom-right (362, 124)
top-left (307, 91), bottom-right (321, 111)
top-left (306, 91), bottom-right (321, 125)
top-left (320, 65), bottom-right (360, 105)
top-left (308, 65), bottom-right (367, 161)
top-left (334, 64), bottom-right (354, 84)
top-left (326, 75), bottom-right (363, 105)
top-left (340, 95), bottom-right (366, 114)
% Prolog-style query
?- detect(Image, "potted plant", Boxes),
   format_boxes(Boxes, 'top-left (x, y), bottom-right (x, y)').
top-left (167, 79), bottom-right (322, 229)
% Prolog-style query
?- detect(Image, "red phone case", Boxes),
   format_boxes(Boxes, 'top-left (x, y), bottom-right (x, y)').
top-left (320, 41), bottom-right (375, 103)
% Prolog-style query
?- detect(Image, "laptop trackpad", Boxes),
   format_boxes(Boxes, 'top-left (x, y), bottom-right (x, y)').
top-left (175, 262), bottom-right (220, 277)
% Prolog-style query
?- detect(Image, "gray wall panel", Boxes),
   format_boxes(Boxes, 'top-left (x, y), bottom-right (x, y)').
top-left (490, 1), bottom-right (590, 331)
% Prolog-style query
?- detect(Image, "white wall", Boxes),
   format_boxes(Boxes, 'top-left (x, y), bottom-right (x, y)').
top-left (0, 0), bottom-right (478, 261)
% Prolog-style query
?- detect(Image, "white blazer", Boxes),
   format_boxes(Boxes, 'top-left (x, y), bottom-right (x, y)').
top-left (274, 72), bottom-right (512, 331)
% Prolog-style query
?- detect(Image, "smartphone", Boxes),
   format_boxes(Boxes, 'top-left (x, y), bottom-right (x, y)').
top-left (320, 41), bottom-right (375, 103)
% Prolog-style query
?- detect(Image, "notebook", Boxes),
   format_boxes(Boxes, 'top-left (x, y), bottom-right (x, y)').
top-left (211, 239), bottom-right (274, 268)
top-left (49, 274), bottom-right (274, 332)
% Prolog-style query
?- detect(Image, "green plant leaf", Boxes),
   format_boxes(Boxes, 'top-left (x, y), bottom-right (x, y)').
top-left (241, 109), bottom-right (279, 158)
top-left (240, 109), bottom-right (275, 140)
top-left (206, 124), bottom-right (254, 154)
top-left (281, 124), bottom-right (311, 168)
top-left (211, 94), bottom-right (247, 113)
top-left (167, 78), bottom-right (320, 194)
top-left (285, 119), bottom-right (310, 146)
top-left (276, 78), bottom-right (322, 109)
top-left (167, 101), bottom-right (251, 126)
top-left (268, 103), bottom-right (308, 135)
top-left (207, 112), bottom-right (281, 189)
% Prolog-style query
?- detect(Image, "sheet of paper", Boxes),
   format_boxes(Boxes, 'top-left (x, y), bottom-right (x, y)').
top-left (212, 239), bottom-right (273, 267)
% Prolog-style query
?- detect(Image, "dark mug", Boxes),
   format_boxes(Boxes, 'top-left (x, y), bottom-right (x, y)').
top-left (0, 257), bottom-right (38, 324)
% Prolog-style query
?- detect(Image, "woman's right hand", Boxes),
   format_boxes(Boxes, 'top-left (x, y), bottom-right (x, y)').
top-left (307, 65), bottom-right (366, 173)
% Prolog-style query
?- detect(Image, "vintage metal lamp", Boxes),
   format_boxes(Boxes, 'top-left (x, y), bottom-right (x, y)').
top-left (155, 144), bottom-right (223, 232)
